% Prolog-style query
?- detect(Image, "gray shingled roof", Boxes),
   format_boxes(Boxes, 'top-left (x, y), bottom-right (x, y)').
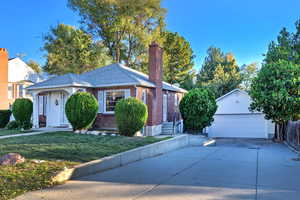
top-left (27, 63), bottom-right (186, 93)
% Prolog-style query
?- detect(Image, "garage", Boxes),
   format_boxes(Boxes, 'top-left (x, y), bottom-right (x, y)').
top-left (207, 89), bottom-right (274, 138)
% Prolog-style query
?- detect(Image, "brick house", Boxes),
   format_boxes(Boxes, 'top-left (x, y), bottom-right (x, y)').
top-left (0, 48), bottom-right (44, 110)
top-left (27, 42), bottom-right (187, 136)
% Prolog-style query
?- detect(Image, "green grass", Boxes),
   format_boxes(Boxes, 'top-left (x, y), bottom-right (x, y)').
top-left (0, 132), bottom-right (169, 200)
top-left (0, 129), bottom-right (35, 137)
top-left (0, 131), bottom-right (167, 162)
top-left (0, 161), bottom-right (77, 200)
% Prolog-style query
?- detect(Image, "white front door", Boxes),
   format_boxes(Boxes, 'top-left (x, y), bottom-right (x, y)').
top-left (47, 92), bottom-right (61, 127)
top-left (163, 94), bottom-right (168, 122)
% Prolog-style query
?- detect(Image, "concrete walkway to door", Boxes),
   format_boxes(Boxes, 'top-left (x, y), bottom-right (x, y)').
top-left (17, 139), bottom-right (300, 200)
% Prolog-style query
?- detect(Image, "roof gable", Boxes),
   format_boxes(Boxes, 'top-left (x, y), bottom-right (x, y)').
top-left (215, 89), bottom-right (260, 114)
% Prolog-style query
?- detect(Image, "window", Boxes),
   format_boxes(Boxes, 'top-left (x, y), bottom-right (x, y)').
top-left (8, 84), bottom-right (13, 99)
top-left (142, 90), bottom-right (147, 104)
top-left (98, 89), bottom-right (130, 113)
top-left (105, 90), bottom-right (125, 112)
top-left (174, 94), bottom-right (178, 106)
top-left (18, 84), bottom-right (24, 98)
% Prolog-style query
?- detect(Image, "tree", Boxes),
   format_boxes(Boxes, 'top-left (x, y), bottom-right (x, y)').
top-left (27, 60), bottom-right (42, 73)
top-left (197, 46), bottom-right (224, 84)
top-left (249, 60), bottom-right (300, 141)
top-left (162, 31), bottom-right (195, 84)
top-left (68, 0), bottom-right (165, 69)
top-left (180, 70), bottom-right (197, 90)
top-left (264, 28), bottom-right (294, 64)
top-left (179, 88), bottom-right (217, 133)
top-left (43, 24), bottom-right (111, 75)
top-left (199, 51), bottom-right (242, 97)
top-left (240, 62), bottom-right (259, 92)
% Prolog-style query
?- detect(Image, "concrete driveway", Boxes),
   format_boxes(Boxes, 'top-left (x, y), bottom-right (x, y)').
top-left (17, 139), bottom-right (300, 200)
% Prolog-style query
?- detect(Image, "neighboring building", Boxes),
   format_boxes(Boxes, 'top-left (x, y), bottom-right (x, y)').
top-left (0, 48), bottom-right (44, 109)
top-left (207, 89), bottom-right (275, 138)
top-left (27, 42), bottom-right (187, 136)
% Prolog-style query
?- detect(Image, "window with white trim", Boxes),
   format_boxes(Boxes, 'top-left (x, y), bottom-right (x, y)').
top-left (174, 94), bottom-right (178, 106)
top-left (18, 84), bottom-right (24, 98)
top-left (98, 89), bottom-right (130, 113)
top-left (8, 84), bottom-right (13, 99)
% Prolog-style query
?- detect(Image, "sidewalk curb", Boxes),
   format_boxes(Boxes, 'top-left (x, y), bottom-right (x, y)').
top-left (53, 134), bottom-right (210, 182)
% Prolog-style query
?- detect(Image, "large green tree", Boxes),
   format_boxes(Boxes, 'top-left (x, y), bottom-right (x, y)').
top-left (162, 31), bottom-right (195, 84)
top-left (68, 0), bottom-right (165, 70)
top-left (198, 49), bottom-right (242, 97)
top-left (197, 46), bottom-right (224, 84)
top-left (240, 62), bottom-right (258, 92)
top-left (27, 60), bottom-right (42, 74)
top-left (43, 24), bottom-right (111, 75)
top-left (249, 60), bottom-right (300, 141)
top-left (264, 28), bottom-right (294, 64)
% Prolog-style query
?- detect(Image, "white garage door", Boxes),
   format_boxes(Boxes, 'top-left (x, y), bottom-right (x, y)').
top-left (209, 114), bottom-right (267, 138)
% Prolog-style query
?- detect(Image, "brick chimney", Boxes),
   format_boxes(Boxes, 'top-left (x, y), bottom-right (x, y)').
top-left (0, 48), bottom-right (9, 109)
top-left (149, 41), bottom-right (163, 87)
top-left (147, 42), bottom-right (163, 134)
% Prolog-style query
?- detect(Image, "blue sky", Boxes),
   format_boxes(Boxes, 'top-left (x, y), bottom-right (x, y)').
top-left (1, 0), bottom-right (299, 70)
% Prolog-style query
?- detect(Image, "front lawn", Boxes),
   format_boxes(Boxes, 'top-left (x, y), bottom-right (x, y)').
top-left (0, 132), bottom-right (168, 200)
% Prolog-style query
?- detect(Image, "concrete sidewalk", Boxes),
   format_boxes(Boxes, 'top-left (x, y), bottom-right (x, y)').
top-left (16, 139), bottom-right (300, 200)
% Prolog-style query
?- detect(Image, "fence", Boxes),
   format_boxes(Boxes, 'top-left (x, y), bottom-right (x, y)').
top-left (286, 120), bottom-right (300, 151)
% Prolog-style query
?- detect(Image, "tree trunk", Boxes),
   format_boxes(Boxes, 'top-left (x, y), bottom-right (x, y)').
top-left (273, 122), bottom-right (287, 142)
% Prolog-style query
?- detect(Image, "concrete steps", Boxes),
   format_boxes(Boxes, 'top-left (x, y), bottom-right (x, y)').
top-left (162, 122), bottom-right (174, 135)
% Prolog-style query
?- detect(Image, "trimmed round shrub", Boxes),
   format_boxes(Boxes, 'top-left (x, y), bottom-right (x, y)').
top-left (0, 110), bottom-right (12, 128)
top-left (115, 97), bottom-right (148, 137)
top-left (6, 120), bottom-right (19, 130)
top-left (12, 98), bottom-right (33, 125)
top-left (179, 88), bottom-right (217, 133)
top-left (65, 92), bottom-right (98, 131)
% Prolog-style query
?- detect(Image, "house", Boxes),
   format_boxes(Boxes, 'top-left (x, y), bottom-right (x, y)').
top-left (207, 89), bottom-right (275, 138)
top-left (0, 48), bottom-right (44, 109)
top-left (26, 42), bottom-right (187, 136)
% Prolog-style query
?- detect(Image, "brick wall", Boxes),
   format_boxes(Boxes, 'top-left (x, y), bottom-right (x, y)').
top-left (88, 86), bottom-right (136, 130)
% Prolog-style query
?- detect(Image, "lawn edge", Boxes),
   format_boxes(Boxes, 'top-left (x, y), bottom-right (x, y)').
top-left (53, 134), bottom-right (189, 182)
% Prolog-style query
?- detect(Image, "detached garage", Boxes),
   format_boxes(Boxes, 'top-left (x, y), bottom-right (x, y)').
top-left (207, 89), bottom-right (274, 138)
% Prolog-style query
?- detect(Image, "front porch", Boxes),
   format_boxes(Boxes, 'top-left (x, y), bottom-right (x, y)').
top-left (31, 87), bottom-right (84, 128)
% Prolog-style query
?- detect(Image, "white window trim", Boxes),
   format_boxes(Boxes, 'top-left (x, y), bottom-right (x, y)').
top-left (8, 83), bottom-right (13, 99)
top-left (101, 89), bottom-right (130, 114)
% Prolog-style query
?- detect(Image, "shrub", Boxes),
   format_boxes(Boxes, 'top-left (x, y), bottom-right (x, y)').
top-left (21, 121), bottom-right (33, 130)
top-left (12, 98), bottom-right (33, 126)
top-left (115, 97), bottom-right (148, 137)
top-left (179, 88), bottom-right (217, 133)
top-left (0, 110), bottom-right (12, 128)
top-left (65, 92), bottom-right (98, 131)
top-left (6, 121), bottom-right (19, 130)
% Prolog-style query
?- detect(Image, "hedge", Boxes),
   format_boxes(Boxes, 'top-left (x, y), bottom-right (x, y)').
top-left (65, 92), bottom-right (98, 131)
top-left (115, 97), bottom-right (148, 136)
top-left (0, 110), bottom-right (11, 128)
top-left (12, 98), bottom-right (33, 129)
top-left (179, 88), bottom-right (217, 133)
